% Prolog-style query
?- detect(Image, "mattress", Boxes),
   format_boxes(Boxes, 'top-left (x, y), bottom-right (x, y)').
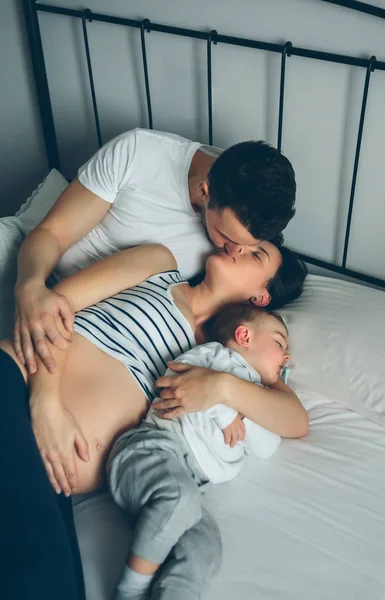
top-left (74, 386), bottom-right (385, 600)
top-left (203, 386), bottom-right (385, 600)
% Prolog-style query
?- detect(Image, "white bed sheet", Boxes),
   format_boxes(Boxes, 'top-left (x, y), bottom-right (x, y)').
top-left (203, 387), bottom-right (385, 600)
top-left (74, 387), bottom-right (385, 600)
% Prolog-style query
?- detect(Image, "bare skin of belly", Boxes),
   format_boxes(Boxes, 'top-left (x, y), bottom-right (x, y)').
top-left (0, 334), bottom-right (148, 494)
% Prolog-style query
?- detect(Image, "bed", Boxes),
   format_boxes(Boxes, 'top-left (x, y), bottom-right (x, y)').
top-left (72, 387), bottom-right (385, 600)
top-left (70, 274), bottom-right (385, 600)
top-left (205, 394), bottom-right (385, 599)
top-left (2, 1), bottom-right (385, 598)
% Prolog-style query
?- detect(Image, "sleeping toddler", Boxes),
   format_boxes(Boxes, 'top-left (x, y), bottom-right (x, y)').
top-left (107, 303), bottom-right (291, 600)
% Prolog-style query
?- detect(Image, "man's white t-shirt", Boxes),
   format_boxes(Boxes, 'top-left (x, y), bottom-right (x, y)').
top-left (56, 128), bottom-right (218, 281)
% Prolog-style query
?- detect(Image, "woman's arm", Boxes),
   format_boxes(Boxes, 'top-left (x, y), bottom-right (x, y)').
top-left (29, 318), bottom-right (89, 496)
top-left (155, 363), bottom-right (308, 439)
top-left (222, 376), bottom-right (308, 438)
top-left (53, 244), bottom-right (176, 313)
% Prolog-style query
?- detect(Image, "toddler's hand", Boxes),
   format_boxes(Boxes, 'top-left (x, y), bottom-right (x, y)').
top-left (222, 413), bottom-right (246, 448)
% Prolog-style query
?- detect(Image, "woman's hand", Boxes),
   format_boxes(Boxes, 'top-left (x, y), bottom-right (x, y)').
top-left (222, 413), bottom-right (246, 448)
top-left (30, 396), bottom-right (89, 496)
top-left (155, 362), bottom-right (226, 418)
top-left (14, 282), bottom-right (74, 375)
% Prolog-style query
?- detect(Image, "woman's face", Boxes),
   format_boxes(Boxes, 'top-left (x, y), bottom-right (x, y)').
top-left (205, 241), bottom-right (282, 306)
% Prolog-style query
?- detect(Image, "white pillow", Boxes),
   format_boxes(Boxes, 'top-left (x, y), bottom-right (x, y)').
top-left (280, 275), bottom-right (385, 427)
top-left (0, 217), bottom-right (24, 339)
top-left (0, 169), bottom-right (68, 338)
top-left (16, 168), bottom-right (69, 234)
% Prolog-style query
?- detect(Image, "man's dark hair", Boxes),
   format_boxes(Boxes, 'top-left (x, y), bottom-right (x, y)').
top-left (211, 304), bottom-right (286, 346)
top-left (207, 141), bottom-right (296, 240)
top-left (267, 246), bottom-right (307, 310)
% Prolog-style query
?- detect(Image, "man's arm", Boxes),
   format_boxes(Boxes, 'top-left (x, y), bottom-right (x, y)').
top-left (15, 178), bottom-right (111, 373)
top-left (155, 364), bottom-right (308, 439)
top-left (16, 179), bottom-right (110, 288)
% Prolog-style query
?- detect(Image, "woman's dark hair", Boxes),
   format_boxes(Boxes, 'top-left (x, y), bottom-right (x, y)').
top-left (267, 246), bottom-right (307, 310)
top-left (207, 141), bottom-right (296, 241)
top-left (189, 246), bottom-right (307, 310)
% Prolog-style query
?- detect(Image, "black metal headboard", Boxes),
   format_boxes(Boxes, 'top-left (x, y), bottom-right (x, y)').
top-left (22, 0), bottom-right (385, 289)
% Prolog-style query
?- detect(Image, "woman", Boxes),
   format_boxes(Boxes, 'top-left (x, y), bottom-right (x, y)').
top-left (0, 241), bottom-right (307, 600)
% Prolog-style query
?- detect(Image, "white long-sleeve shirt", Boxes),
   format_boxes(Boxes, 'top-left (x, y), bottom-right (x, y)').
top-left (145, 342), bottom-right (281, 484)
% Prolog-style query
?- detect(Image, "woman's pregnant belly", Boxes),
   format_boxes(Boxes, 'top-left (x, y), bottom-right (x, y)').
top-left (0, 334), bottom-right (148, 494)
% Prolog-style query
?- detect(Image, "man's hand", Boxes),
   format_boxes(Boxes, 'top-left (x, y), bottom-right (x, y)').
top-left (30, 396), bottom-right (89, 496)
top-left (222, 413), bottom-right (246, 448)
top-left (155, 362), bottom-right (226, 419)
top-left (14, 282), bottom-right (74, 374)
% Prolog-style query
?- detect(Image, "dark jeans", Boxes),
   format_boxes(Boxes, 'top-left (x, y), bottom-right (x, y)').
top-left (0, 349), bottom-right (85, 600)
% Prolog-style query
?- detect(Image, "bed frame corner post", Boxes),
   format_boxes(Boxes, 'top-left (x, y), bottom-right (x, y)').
top-left (22, 0), bottom-right (61, 172)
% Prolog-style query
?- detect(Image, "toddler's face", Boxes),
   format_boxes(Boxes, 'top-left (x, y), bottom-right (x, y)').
top-left (249, 317), bottom-right (290, 385)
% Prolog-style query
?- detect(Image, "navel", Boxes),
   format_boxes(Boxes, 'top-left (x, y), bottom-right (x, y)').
top-left (95, 439), bottom-right (103, 452)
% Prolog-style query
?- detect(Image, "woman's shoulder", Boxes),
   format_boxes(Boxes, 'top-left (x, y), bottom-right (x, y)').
top-left (148, 244), bottom-right (178, 274)
top-left (144, 269), bottom-right (185, 287)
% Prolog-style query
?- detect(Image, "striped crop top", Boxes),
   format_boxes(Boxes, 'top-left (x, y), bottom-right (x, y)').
top-left (73, 270), bottom-right (196, 401)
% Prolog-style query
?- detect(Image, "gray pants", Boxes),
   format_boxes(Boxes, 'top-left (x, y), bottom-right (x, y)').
top-left (107, 424), bottom-right (222, 598)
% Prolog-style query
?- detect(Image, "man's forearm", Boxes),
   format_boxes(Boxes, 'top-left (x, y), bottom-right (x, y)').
top-left (221, 374), bottom-right (308, 439)
top-left (16, 226), bottom-right (63, 288)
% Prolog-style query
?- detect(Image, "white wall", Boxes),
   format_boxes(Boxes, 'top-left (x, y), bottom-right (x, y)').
top-left (0, 0), bottom-right (47, 218)
top-left (2, 0), bottom-right (385, 280)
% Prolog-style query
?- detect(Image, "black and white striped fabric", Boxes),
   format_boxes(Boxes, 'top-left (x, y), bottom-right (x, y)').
top-left (73, 270), bottom-right (196, 402)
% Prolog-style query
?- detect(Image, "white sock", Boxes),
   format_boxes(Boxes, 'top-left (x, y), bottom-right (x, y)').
top-left (114, 565), bottom-right (154, 600)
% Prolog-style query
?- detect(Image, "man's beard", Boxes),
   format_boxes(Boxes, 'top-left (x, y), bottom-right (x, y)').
top-left (201, 206), bottom-right (225, 252)
top-left (200, 206), bottom-right (211, 243)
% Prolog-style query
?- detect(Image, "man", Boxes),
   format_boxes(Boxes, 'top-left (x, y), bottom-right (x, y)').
top-left (14, 128), bottom-right (296, 375)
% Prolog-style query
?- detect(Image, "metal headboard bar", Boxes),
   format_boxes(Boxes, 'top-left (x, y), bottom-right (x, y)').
top-left (23, 1), bottom-right (385, 289)
top-left (23, 0), bottom-right (61, 171)
top-left (33, 3), bottom-right (385, 70)
top-left (342, 55), bottom-right (376, 269)
top-left (81, 9), bottom-right (102, 148)
top-left (296, 253), bottom-right (385, 289)
top-left (320, 0), bottom-right (385, 20)
top-left (277, 42), bottom-right (292, 153)
top-left (207, 30), bottom-right (217, 146)
top-left (140, 19), bottom-right (153, 130)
